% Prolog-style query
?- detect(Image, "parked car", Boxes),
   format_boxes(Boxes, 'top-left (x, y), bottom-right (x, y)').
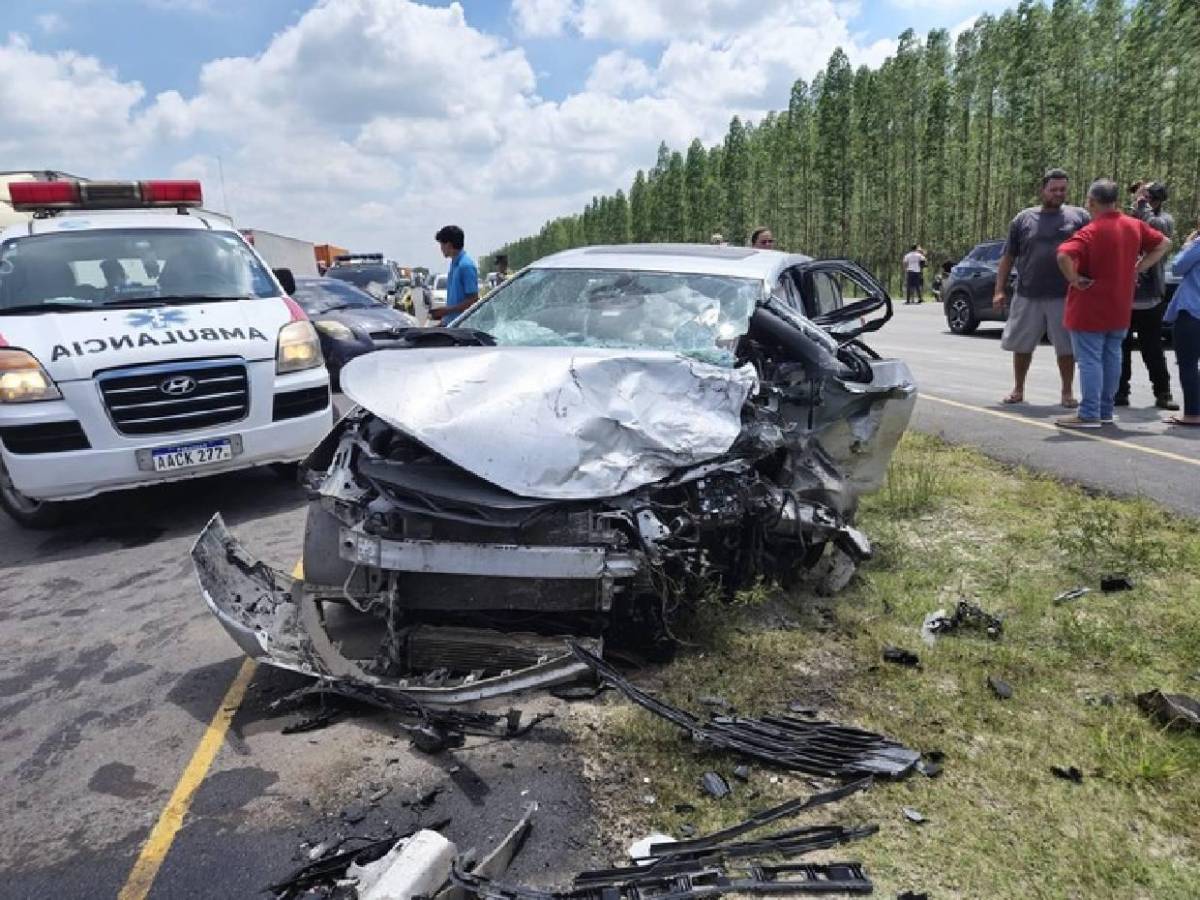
top-left (291, 278), bottom-right (416, 389)
top-left (194, 244), bottom-right (917, 703)
top-left (942, 239), bottom-right (1014, 334)
top-left (325, 253), bottom-right (406, 306)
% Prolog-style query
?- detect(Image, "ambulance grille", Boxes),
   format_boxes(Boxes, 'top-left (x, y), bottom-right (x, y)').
top-left (97, 358), bottom-right (249, 436)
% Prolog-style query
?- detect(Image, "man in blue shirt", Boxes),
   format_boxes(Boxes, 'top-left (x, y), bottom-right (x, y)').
top-left (430, 225), bottom-right (479, 325)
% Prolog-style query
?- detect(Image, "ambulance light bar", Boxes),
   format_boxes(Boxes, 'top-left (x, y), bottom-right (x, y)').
top-left (9, 180), bottom-right (203, 212)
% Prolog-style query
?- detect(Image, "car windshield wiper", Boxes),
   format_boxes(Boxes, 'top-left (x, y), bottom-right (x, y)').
top-left (319, 303), bottom-right (374, 313)
top-left (101, 295), bottom-right (252, 308)
top-left (0, 301), bottom-right (98, 315)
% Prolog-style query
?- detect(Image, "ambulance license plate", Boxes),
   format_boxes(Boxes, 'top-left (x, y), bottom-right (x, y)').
top-left (150, 438), bottom-right (233, 472)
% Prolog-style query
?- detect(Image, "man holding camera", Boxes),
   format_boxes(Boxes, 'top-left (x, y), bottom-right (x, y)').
top-left (1118, 181), bottom-right (1178, 409)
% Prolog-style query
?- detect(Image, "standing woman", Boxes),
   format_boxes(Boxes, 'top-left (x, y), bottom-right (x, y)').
top-left (1164, 227), bottom-right (1200, 426)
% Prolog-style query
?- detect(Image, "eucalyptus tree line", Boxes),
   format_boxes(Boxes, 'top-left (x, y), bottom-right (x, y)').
top-left (490, 0), bottom-right (1200, 288)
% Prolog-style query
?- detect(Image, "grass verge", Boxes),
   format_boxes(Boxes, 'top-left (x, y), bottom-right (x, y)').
top-left (569, 433), bottom-right (1200, 899)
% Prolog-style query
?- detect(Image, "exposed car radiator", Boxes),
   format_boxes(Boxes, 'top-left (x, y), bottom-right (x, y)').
top-left (402, 625), bottom-right (576, 675)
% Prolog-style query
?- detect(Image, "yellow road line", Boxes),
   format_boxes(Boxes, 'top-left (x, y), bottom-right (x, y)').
top-left (921, 393), bottom-right (1200, 468)
top-left (118, 656), bottom-right (257, 900)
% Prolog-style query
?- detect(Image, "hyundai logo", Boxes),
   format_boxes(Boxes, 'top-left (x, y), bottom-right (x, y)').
top-left (160, 375), bottom-right (197, 397)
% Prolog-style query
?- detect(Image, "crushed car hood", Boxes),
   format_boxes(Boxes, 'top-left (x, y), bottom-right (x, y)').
top-left (339, 346), bottom-right (759, 500)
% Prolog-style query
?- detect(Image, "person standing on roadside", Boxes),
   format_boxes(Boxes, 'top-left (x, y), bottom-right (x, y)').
top-left (430, 225), bottom-right (479, 325)
top-left (1118, 181), bottom-right (1178, 410)
top-left (994, 169), bottom-right (1090, 407)
top-left (901, 244), bottom-right (926, 304)
top-left (750, 227), bottom-right (775, 249)
top-left (1162, 226), bottom-right (1200, 426)
top-left (1053, 179), bottom-right (1172, 429)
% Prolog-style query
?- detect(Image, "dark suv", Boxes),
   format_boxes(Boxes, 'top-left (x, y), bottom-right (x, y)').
top-left (942, 239), bottom-right (1014, 334)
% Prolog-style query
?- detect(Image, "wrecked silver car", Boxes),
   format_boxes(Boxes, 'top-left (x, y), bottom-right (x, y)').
top-left (193, 245), bottom-right (916, 703)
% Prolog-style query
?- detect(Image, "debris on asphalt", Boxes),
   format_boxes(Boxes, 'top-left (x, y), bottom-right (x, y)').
top-left (1050, 765), bottom-right (1084, 784)
top-left (882, 646), bottom-right (920, 667)
top-left (921, 600), bottom-right (1003, 644)
top-left (269, 832), bottom-right (413, 898)
top-left (901, 807), bottom-right (926, 824)
top-left (1054, 586), bottom-right (1091, 605)
top-left (1136, 690), bottom-right (1200, 732)
top-left (732, 765), bottom-right (752, 782)
top-left (341, 801), bottom-right (369, 825)
top-left (438, 804), bottom-right (536, 900)
top-left (349, 829), bottom-right (457, 900)
top-left (915, 751), bottom-right (944, 779)
top-left (1100, 574), bottom-right (1135, 593)
top-left (368, 786), bottom-right (391, 803)
top-left (987, 675), bottom-right (1013, 700)
top-left (572, 642), bottom-right (920, 779)
top-left (281, 708), bottom-right (342, 735)
top-left (701, 772), bottom-right (732, 799)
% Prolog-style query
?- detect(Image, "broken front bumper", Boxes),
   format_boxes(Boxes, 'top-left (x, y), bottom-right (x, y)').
top-left (191, 513), bottom-right (598, 704)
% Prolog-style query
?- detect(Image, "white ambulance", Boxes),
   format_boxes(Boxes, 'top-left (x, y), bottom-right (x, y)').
top-left (0, 179), bottom-right (332, 527)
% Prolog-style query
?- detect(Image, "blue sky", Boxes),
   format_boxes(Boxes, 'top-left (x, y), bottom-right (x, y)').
top-left (2, 0), bottom-right (1007, 267)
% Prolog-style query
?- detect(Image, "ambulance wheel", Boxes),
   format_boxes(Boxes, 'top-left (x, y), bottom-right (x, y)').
top-left (0, 460), bottom-right (66, 529)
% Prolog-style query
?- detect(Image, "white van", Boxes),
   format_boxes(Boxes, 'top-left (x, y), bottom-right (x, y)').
top-left (0, 179), bottom-right (332, 527)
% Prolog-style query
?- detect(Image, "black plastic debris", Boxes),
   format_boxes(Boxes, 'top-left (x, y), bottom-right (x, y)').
top-left (550, 682), bottom-right (608, 701)
top-left (702, 772), bottom-right (731, 799)
top-left (1100, 574), bottom-right (1135, 593)
top-left (1050, 765), bottom-right (1084, 784)
top-left (901, 807), bottom-right (926, 824)
top-left (922, 600), bottom-right (1003, 642)
top-left (987, 675), bottom-right (1013, 700)
top-left (897, 892), bottom-right (930, 899)
top-left (674, 803), bottom-right (697, 814)
top-left (732, 765), bottom-right (752, 782)
top-left (1054, 586), bottom-right (1091, 605)
top-left (453, 859), bottom-right (875, 899)
top-left (1136, 690), bottom-right (1200, 732)
top-left (649, 780), bottom-right (872, 857)
top-left (570, 643), bottom-right (920, 780)
top-left (883, 646), bottom-right (920, 667)
top-left (915, 751), bottom-right (944, 779)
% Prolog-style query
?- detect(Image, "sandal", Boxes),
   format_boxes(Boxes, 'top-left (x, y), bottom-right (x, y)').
top-left (1001, 393), bottom-right (1023, 405)
top-left (1165, 415), bottom-right (1200, 427)
top-left (1061, 397), bottom-right (1079, 409)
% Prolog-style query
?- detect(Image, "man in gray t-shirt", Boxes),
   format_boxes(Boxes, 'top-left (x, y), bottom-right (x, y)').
top-left (1118, 181), bottom-right (1178, 409)
top-left (993, 168), bottom-right (1090, 407)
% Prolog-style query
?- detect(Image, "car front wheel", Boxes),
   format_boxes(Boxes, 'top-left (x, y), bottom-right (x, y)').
top-left (945, 292), bottom-right (979, 335)
top-left (0, 458), bottom-right (67, 528)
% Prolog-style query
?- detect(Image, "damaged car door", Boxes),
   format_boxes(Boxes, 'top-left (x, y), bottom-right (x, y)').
top-left (192, 248), bottom-right (917, 703)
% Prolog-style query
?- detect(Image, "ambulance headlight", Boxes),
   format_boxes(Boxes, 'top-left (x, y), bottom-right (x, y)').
top-left (313, 320), bottom-right (355, 341)
top-left (0, 350), bottom-right (62, 403)
top-left (276, 321), bottom-right (323, 374)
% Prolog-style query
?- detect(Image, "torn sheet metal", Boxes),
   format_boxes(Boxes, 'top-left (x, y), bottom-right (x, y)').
top-left (572, 643), bottom-right (918, 779)
top-left (192, 513), bottom-right (598, 703)
top-left (339, 346), bottom-right (758, 499)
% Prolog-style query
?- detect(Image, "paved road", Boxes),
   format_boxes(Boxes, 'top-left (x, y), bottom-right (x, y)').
top-left (0, 402), bottom-right (599, 899)
top-left (871, 302), bottom-right (1200, 517)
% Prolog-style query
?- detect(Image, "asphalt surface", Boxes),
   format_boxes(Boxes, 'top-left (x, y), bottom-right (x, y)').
top-left (871, 301), bottom-right (1200, 518)
top-left (2, 312), bottom-right (1196, 898)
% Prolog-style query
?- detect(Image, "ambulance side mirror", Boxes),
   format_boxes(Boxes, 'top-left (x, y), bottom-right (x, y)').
top-left (273, 268), bottom-right (297, 295)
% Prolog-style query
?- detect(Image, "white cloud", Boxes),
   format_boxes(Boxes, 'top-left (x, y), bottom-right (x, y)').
top-left (1, 0), bottom-right (908, 267)
top-left (511, 0), bottom-right (576, 37)
top-left (585, 51), bottom-right (656, 96)
top-left (36, 13), bottom-right (66, 34)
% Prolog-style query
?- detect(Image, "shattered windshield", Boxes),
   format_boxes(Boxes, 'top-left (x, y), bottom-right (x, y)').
top-left (458, 267), bottom-right (761, 366)
top-left (0, 228), bottom-right (279, 313)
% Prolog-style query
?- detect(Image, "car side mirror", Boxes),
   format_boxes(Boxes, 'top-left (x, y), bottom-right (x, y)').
top-left (273, 268), bottom-right (297, 295)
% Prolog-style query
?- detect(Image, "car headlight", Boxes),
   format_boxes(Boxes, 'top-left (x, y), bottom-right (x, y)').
top-left (314, 319), bottom-right (355, 341)
top-left (276, 321), bottom-right (323, 373)
top-left (0, 350), bottom-right (62, 403)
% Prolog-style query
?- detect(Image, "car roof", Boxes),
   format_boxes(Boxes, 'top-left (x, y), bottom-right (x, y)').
top-left (1, 211), bottom-right (235, 242)
top-left (530, 244), bottom-right (812, 281)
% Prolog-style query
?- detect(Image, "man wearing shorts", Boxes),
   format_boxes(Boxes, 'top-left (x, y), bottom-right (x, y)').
top-left (993, 168), bottom-right (1090, 407)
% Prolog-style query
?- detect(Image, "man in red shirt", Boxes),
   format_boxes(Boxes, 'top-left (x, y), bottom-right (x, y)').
top-left (1054, 179), bottom-right (1173, 428)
